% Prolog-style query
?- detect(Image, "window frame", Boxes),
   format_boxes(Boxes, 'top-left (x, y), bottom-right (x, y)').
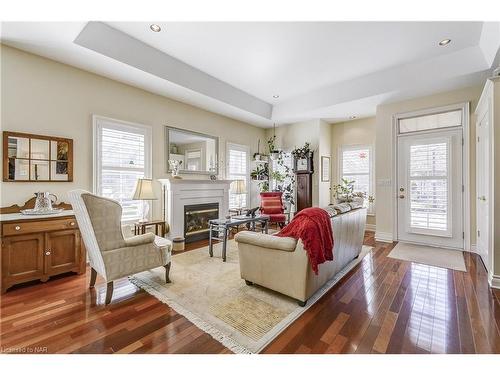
top-left (226, 142), bottom-right (250, 209)
top-left (92, 115), bottom-right (152, 223)
top-left (338, 144), bottom-right (375, 215)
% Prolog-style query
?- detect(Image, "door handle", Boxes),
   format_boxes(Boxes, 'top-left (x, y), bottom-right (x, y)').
top-left (478, 196), bottom-right (486, 201)
top-left (399, 195), bottom-right (405, 199)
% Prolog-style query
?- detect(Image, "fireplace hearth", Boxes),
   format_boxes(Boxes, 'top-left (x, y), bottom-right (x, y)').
top-left (184, 203), bottom-right (219, 243)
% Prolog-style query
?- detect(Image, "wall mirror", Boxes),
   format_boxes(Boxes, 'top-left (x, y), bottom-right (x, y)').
top-left (3, 131), bottom-right (73, 182)
top-left (165, 126), bottom-right (218, 175)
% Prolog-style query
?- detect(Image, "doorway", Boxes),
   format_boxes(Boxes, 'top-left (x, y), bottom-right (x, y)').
top-left (395, 105), bottom-right (468, 250)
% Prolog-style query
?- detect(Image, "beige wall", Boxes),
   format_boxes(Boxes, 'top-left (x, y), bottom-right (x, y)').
top-left (330, 117), bottom-right (376, 226)
top-left (375, 85), bottom-right (483, 245)
top-left (318, 120), bottom-right (332, 207)
top-left (0, 45), bottom-right (267, 218)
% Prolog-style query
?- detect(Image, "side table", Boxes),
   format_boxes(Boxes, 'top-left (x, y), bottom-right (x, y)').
top-left (133, 220), bottom-right (168, 237)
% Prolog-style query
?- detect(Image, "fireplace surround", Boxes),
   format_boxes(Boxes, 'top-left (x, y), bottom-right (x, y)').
top-left (159, 178), bottom-right (232, 241)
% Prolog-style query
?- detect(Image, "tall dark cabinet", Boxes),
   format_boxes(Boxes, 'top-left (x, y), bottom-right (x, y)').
top-left (294, 152), bottom-right (314, 212)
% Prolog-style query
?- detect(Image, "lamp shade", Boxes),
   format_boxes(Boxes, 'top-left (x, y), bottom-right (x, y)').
top-left (132, 178), bottom-right (157, 200)
top-left (231, 179), bottom-right (247, 195)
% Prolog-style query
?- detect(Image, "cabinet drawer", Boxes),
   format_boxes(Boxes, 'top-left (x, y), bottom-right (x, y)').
top-left (2, 218), bottom-right (78, 236)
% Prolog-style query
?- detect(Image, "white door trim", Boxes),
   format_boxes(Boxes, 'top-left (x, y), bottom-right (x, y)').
top-left (391, 102), bottom-right (470, 250)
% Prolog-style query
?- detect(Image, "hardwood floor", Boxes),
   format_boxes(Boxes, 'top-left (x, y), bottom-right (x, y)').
top-left (1, 232), bottom-right (499, 354)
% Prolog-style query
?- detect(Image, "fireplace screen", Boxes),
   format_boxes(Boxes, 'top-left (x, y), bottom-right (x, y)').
top-left (184, 203), bottom-right (219, 243)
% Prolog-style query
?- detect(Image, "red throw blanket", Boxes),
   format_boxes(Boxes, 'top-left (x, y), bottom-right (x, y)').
top-left (276, 207), bottom-right (333, 274)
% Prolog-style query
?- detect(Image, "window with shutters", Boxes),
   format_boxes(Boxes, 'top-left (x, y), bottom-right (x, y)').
top-left (93, 116), bottom-right (152, 223)
top-left (408, 140), bottom-right (450, 234)
top-left (339, 145), bottom-right (374, 214)
top-left (226, 143), bottom-right (249, 209)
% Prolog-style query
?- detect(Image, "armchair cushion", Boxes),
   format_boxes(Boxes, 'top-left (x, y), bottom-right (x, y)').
top-left (124, 232), bottom-right (155, 247)
top-left (102, 235), bottom-right (171, 281)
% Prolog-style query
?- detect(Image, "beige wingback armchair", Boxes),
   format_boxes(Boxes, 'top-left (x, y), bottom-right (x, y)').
top-left (68, 190), bottom-right (172, 304)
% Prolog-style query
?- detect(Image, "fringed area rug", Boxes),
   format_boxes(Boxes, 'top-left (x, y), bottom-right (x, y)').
top-left (130, 240), bottom-right (372, 353)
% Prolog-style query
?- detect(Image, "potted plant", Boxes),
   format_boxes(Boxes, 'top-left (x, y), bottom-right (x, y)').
top-left (291, 142), bottom-right (312, 159)
top-left (258, 180), bottom-right (269, 192)
top-left (250, 163), bottom-right (269, 180)
top-left (332, 178), bottom-right (367, 204)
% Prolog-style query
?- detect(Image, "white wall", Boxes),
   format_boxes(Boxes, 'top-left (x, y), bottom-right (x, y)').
top-left (0, 45), bottom-right (267, 218)
top-left (375, 85), bottom-right (483, 244)
top-left (330, 117), bottom-right (376, 227)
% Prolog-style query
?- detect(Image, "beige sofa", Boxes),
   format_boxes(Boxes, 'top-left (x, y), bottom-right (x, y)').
top-left (235, 207), bottom-right (366, 306)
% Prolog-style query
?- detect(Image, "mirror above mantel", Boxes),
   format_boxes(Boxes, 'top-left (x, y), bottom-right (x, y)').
top-left (165, 126), bottom-right (219, 175)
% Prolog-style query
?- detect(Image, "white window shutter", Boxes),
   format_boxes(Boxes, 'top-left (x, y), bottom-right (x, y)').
top-left (94, 117), bottom-right (152, 222)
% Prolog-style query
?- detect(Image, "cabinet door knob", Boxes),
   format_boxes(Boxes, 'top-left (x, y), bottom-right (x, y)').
top-left (45, 251), bottom-right (51, 256)
top-left (70, 222), bottom-right (75, 226)
top-left (14, 225), bottom-right (21, 231)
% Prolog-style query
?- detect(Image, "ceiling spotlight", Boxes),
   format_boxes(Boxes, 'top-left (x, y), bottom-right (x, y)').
top-left (273, 95), bottom-right (280, 98)
top-left (439, 38), bottom-right (451, 46)
top-left (150, 24), bottom-right (161, 32)
top-left (349, 115), bottom-right (357, 120)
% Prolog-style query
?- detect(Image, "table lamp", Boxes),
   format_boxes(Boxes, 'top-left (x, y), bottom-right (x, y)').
top-left (231, 179), bottom-right (247, 210)
top-left (132, 178), bottom-right (157, 222)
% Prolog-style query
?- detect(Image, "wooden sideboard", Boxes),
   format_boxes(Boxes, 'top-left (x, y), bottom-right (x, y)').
top-left (1, 198), bottom-right (86, 293)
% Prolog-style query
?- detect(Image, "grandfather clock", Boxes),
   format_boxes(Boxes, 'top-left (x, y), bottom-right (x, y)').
top-left (294, 152), bottom-right (314, 212)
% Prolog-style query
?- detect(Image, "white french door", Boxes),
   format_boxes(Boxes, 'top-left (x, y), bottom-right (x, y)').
top-left (397, 128), bottom-right (463, 249)
top-left (476, 110), bottom-right (491, 271)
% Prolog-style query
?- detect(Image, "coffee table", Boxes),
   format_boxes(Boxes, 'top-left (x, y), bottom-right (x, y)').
top-left (208, 214), bottom-right (269, 262)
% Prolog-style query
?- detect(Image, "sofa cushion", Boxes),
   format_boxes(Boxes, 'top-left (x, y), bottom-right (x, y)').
top-left (235, 231), bottom-right (297, 251)
top-left (323, 205), bottom-right (338, 217)
top-left (333, 203), bottom-right (352, 213)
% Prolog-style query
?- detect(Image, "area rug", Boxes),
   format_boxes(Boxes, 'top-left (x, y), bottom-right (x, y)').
top-left (129, 240), bottom-right (372, 353)
top-left (388, 242), bottom-right (466, 272)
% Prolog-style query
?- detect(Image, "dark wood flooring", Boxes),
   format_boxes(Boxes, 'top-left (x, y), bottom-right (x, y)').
top-left (1, 232), bottom-right (499, 354)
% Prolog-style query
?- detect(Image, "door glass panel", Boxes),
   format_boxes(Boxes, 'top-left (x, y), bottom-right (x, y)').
top-left (408, 142), bottom-right (449, 235)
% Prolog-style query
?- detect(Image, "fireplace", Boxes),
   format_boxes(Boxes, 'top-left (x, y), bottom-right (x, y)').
top-left (184, 203), bottom-right (219, 243)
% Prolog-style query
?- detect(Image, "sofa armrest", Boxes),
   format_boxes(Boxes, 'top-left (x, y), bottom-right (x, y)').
top-left (124, 232), bottom-right (155, 247)
top-left (234, 231), bottom-right (297, 252)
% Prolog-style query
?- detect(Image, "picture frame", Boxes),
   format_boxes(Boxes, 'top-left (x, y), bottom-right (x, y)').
top-left (321, 156), bottom-right (330, 182)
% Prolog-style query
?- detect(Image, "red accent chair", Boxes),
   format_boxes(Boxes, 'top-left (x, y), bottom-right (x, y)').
top-left (260, 192), bottom-right (286, 228)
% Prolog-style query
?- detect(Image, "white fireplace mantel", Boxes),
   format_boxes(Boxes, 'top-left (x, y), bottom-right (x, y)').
top-left (158, 178), bottom-right (232, 239)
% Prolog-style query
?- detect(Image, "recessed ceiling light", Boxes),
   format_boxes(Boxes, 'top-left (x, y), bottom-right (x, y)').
top-left (273, 95), bottom-right (280, 98)
top-left (150, 24), bottom-right (161, 32)
top-left (349, 115), bottom-right (357, 120)
top-left (439, 38), bottom-right (451, 46)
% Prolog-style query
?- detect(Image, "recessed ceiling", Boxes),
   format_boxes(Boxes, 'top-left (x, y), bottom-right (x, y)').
top-left (1, 21), bottom-right (499, 127)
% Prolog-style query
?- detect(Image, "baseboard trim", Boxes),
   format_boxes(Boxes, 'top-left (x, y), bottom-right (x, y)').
top-left (375, 231), bottom-right (393, 243)
top-left (365, 224), bottom-right (376, 232)
top-left (490, 274), bottom-right (500, 289)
